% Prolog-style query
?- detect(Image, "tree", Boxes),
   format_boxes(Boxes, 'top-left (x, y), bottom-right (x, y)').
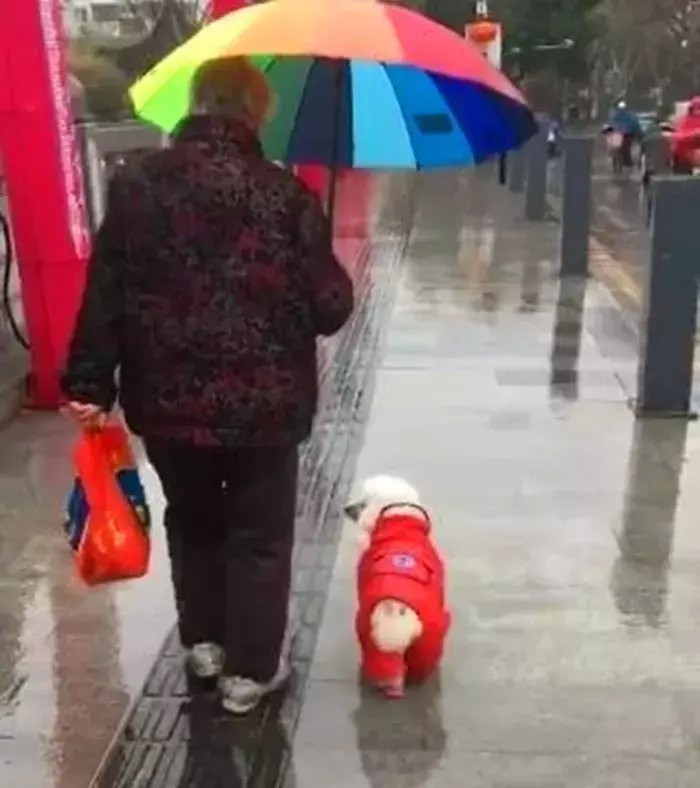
top-left (492, 0), bottom-right (603, 81)
top-left (64, 0), bottom-right (211, 120)
top-left (591, 0), bottom-right (700, 111)
top-left (67, 43), bottom-right (131, 120)
top-left (424, 0), bottom-right (470, 33)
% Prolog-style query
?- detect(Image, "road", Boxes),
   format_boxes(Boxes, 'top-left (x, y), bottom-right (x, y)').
top-left (551, 152), bottom-right (650, 312)
top-left (591, 169), bottom-right (648, 266)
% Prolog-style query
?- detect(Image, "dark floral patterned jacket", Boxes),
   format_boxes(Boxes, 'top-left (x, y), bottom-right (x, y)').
top-left (62, 115), bottom-right (354, 446)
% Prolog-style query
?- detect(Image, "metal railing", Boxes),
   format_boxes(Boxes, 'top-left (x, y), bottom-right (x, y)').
top-left (77, 120), bottom-right (167, 232)
top-left (0, 186), bottom-right (27, 351)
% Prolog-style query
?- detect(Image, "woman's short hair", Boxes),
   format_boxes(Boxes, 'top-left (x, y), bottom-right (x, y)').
top-left (191, 57), bottom-right (272, 128)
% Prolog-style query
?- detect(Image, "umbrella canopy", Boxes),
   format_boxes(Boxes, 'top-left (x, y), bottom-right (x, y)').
top-left (130, 0), bottom-right (537, 169)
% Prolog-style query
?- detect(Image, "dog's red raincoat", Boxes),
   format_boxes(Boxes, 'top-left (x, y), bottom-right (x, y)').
top-left (356, 505), bottom-right (450, 689)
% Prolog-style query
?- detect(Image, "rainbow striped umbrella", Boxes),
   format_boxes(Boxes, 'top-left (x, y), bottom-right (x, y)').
top-left (130, 0), bottom-right (536, 169)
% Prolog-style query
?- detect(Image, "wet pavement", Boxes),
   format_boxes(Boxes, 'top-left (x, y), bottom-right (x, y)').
top-left (4, 166), bottom-right (700, 786)
top-left (289, 171), bottom-right (700, 786)
top-left (549, 153), bottom-right (700, 395)
top-left (550, 152), bottom-right (650, 313)
top-left (588, 169), bottom-right (652, 316)
top-left (0, 416), bottom-right (177, 787)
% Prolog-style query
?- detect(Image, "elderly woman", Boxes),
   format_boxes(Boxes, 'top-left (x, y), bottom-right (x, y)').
top-left (62, 57), bottom-right (353, 714)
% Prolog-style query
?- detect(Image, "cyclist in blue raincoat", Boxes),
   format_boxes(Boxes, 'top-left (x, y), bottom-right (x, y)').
top-left (607, 101), bottom-right (642, 166)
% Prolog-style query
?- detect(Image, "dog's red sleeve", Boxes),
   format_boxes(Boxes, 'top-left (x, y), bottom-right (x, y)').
top-left (363, 645), bottom-right (405, 685)
top-left (406, 609), bottom-right (451, 681)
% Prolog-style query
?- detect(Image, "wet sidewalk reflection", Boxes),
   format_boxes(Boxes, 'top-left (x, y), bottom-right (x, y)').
top-left (550, 276), bottom-right (587, 401)
top-left (290, 168), bottom-right (700, 787)
top-left (612, 420), bottom-right (688, 629)
top-left (5, 166), bottom-right (700, 787)
top-left (0, 416), bottom-right (174, 787)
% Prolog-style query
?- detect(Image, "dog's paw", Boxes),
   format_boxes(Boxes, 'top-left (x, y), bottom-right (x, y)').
top-left (377, 676), bottom-right (405, 699)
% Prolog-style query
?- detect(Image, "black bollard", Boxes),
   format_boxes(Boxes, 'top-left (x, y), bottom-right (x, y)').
top-left (641, 133), bottom-right (671, 227)
top-left (525, 125), bottom-right (548, 221)
top-left (508, 146), bottom-right (526, 193)
top-left (559, 134), bottom-right (594, 277)
top-left (636, 177), bottom-right (700, 418)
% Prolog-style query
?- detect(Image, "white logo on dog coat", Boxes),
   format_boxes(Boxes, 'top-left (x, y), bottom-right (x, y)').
top-left (393, 554), bottom-right (416, 570)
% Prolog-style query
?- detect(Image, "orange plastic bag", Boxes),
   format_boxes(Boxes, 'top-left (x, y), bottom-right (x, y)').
top-left (66, 423), bottom-right (151, 585)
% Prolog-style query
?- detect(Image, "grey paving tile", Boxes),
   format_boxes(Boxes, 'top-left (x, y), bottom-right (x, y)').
top-left (295, 678), bottom-right (687, 760)
top-left (288, 748), bottom-right (700, 788)
top-left (5, 166), bottom-right (700, 786)
top-left (292, 169), bottom-right (700, 787)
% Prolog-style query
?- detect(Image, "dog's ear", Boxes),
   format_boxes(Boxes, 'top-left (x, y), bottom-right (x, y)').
top-left (344, 500), bottom-right (365, 521)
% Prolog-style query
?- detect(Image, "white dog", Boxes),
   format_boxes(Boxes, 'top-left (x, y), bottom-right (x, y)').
top-left (346, 475), bottom-right (422, 547)
top-left (345, 475), bottom-right (450, 697)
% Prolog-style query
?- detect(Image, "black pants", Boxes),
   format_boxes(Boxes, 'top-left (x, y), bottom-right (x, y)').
top-left (145, 441), bottom-right (299, 682)
top-left (621, 133), bottom-right (634, 167)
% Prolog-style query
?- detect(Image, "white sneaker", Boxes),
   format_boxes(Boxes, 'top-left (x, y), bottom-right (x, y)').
top-left (219, 661), bottom-right (291, 715)
top-left (187, 642), bottom-right (224, 679)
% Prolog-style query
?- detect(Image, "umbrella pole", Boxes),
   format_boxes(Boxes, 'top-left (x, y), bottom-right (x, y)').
top-left (326, 161), bottom-right (339, 234)
top-left (326, 59), bottom-right (342, 236)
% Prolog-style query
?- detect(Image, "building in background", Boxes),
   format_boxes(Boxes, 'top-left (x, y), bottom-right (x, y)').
top-left (62, 0), bottom-right (160, 39)
top-left (63, 0), bottom-right (208, 40)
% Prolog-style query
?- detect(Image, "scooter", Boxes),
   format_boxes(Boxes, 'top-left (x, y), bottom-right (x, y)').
top-left (666, 124), bottom-right (700, 175)
top-left (602, 126), bottom-right (626, 175)
top-left (675, 147), bottom-right (700, 175)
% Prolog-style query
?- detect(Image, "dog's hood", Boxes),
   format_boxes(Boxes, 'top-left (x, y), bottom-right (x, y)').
top-left (371, 504), bottom-right (432, 542)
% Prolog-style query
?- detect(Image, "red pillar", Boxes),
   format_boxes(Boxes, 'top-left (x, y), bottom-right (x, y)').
top-left (0, 0), bottom-right (91, 408)
top-left (209, 0), bottom-right (251, 18)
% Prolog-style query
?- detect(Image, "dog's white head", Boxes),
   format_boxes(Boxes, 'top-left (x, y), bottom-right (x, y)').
top-left (345, 475), bottom-right (422, 544)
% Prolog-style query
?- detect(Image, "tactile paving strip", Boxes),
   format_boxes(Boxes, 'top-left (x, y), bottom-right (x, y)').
top-left (95, 227), bottom-right (408, 788)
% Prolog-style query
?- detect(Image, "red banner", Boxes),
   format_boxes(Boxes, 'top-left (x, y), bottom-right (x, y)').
top-left (0, 0), bottom-right (90, 407)
top-left (38, 0), bottom-right (91, 260)
top-left (210, 0), bottom-right (251, 17)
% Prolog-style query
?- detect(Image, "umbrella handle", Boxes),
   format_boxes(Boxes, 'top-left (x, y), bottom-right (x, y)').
top-left (327, 162), bottom-right (339, 234)
top-left (326, 59), bottom-right (342, 236)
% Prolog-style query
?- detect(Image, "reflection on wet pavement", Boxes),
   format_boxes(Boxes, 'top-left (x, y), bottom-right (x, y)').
top-left (290, 169), bottom-right (700, 787)
top-left (612, 420), bottom-right (687, 630)
top-left (0, 416), bottom-right (175, 787)
top-left (351, 679), bottom-right (446, 788)
top-left (550, 153), bottom-right (650, 313)
top-left (550, 276), bottom-right (587, 401)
